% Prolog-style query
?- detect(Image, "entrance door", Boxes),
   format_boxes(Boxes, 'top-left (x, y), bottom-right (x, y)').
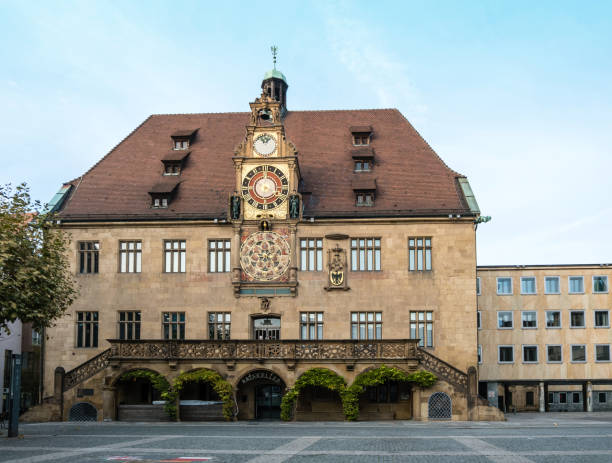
top-left (255, 384), bottom-right (282, 419)
top-left (253, 317), bottom-right (280, 340)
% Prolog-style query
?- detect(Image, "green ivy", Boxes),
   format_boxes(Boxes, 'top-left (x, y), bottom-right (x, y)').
top-left (119, 369), bottom-right (170, 396)
top-left (280, 368), bottom-right (347, 421)
top-left (164, 369), bottom-right (234, 421)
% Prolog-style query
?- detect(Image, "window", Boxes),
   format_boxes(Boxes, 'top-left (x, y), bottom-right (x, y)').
top-left (521, 311), bottom-right (537, 329)
top-left (547, 345), bottom-right (562, 363)
top-left (545, 311), bottom-right (561, 328)
top-left (570, 310), bottom-right (585, 328)
top-left (354, 160), bottom-right (372, 172)
top-left (477, 311), bottom-right (481, 329)
top-left (353, 133), bottom-right (370, 146)
top-left (164, 240), bottom-right (186, 273)
top-left (595, 310), bottom-right (610, 328)
top-left (300, 239), bottom-right (323, 271)
top-left (571, 344), bottom-right (586, 363)
top-left (32, 330), bottom-right (42, 346)
top-left (497, 311), bottom-right (513, 329)
top-left (163, 312), bottom-right (185, 340)
top-left (408, 237), bottom-right (432, 271)
top-left (498, 345), bottom-right (514, 363)
top-left (569, 276), bottom-right (584, 294)
top-left (548, 392), bottom-right (554, 404)
top-left (593, 276), bottom-right (609, 293)
top-left (526, 391), bottom-right (534, 406)
top-left (523, 345), bottom-right (538, 363)
top-left (477, 345), bottom-right (482, 364)
top-left (356, 192), bottom-right (374, 206)
top-left (78, 241), bottom-right (99, 274)
top-left (559, 392), bottom-right (567, 404)
top-left (76, 311), bottom-right (98, 348)
top-left (164, 162), bottom-right (181, 175)
top-left (366, 382), bottom-right (399, 403)
top-left (300, 312), bottom-right (323, 340)
top-left (573, 392), bottom-right (580, 404)
top-left (410, 311), bottom-right (434, 347)
top-left (599, 392), bottom-right (607, 403)
top-left (545, 276), bottom-right (560, 294)
top-left (350, 238), bottom-right (381, 271)
top-left (497, 277), bottom-right (512, 295)
top-left (595, 344), bottom-right (611, 362)
top-left (173, 139), bottom-right (189, 150)
top-left (476, 277), bottom-right (481, 295)
top-left (118, 311), bottom-right (141, 340)
top-left (521, 277), bottom-right (536, 294)
top-left (208, 312), bottom-right (230, 340)
top-left (152, 196), bottom-right (169, 208)
top-left (119, 241), bottom-right (142, 273)
top-left (208, 239), bottom-right (231, 273)
top-left (351, 312), bottom-right (382, 340)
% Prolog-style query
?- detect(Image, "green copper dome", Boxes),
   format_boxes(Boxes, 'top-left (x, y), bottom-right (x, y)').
top-left (263, 68), bottom-right (287, 84)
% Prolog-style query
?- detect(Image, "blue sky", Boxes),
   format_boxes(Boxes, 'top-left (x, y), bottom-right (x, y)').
top-left (1, 0), bottom-right (611, 265)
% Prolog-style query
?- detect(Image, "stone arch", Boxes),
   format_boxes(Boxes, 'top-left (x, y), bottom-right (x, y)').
top-left (110, 367), bottom-right (168, 387)
top-left (428, 391), bottom-right (452, 420)
top-left (113, 368), bottom-right (170, 407)
top-left (68, 401), bottom-right (98, 421)
top-left (235, 368), bottom-right (288, 420)
top-left (170, 368), bottom-right (234, 421)
top-left (233, 366), bottom-right (288, 390)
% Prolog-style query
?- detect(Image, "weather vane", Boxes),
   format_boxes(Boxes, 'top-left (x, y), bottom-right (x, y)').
top-left (271, 45), bottom-right (278, 69)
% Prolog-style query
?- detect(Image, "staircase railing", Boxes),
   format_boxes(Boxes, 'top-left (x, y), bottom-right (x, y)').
top-left (416, 348), bottom-right (468, 391)
top-left (63, 348), bottom-right (112, 391)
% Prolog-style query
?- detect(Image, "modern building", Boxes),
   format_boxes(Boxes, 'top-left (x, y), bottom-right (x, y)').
top-left (477, 264), bottom-right (612, 412)
top-left (37, 62), bottom-right (503, 422)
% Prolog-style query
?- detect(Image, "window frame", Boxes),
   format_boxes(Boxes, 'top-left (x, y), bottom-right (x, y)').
top-left (544, 276), bottom-right (560, 294)
top-left (350, 311), bottom-right (382, 340)
top-left (350, 238), bottom-right (381, 272)
top-left (545, 310), bottom-right (562, 329)
top-left (118, 310), bottom-right (141, 340)
top-left (520, 277), bottom-right (537, 295)
top-left (355, 192), bottom-right (375, 207)
top-left (522, 345), bottom-right (539, 364)
top-left (118, 240), bottom-right (142, 273)
top-left (162, 312), bottom-right (186, 340)
top-left (496, 277), bottom-right (513, 295)
top-left (354, 160), bottom-right (372, 172)
top-left (75, 311), bottom-right (99, 348)
top-left (409, 311), bottom-right (434, 348)
top-left (299, 238), bottom-right (324, 272)
top-left (477, 311), bottom-right (481, 330)
top-left (594, 310), bottom-right (610, 328)
top-left (476, 277), bottom-right (481, 295)
top-left (300, 312), bottom-right (324, 340)
top-left (163, 239), bottom-right (186, 273)
top-left (497, 310), bottom-right (513, 329)
top-left (477, 345), bottom-right (482, 364)
top-left (408, 237), bottom-right (432, 272)
top-left (208, 239), bottom-right (231, 273)
top-left (568, 276), bottom-right (584, 294)
top-left (521, 311), bottom-right (538, 329)
top-left (546, 344), bottom-right (563, 363)
top-left (593, 275), bottom-right (609, 294)
top-left (595, 344), bottom-right (611, 363)
top-left (498, 345), bottom-right (514, 364)
top-left (570, 344), bottom-right (586, 363)
top-left (208, 312), bottom-right (231, 340)
top-left (570, 310), bottom-right (585, 329)
top-left (352, 133), bottom-right (371, 146)
top-left (78, 241), bottom-right (100, 274)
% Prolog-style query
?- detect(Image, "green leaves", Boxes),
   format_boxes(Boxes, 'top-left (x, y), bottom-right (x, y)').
top-left (0, 183), bottom-right (77, 331)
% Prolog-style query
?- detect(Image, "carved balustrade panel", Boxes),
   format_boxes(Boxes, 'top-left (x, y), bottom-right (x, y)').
top-left (64, 348), bottom-right (112, 391)
top-left (353, 343), bottom-right (377, 359)
top-left (417, 348), bottom-right (468, 391)
top-left (380, 342), bottom-right (410, 359)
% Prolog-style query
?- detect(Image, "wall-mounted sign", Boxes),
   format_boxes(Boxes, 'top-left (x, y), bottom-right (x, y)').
top-left (240, 370), bottom-right (283, 385)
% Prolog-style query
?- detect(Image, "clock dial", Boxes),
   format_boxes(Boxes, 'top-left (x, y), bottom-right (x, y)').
top-left (253, 134), bottom-right (277, 156)
top-left (240, 231), bottom-right (290, 281)
top-left (241, 165), bottom-right (289, 210)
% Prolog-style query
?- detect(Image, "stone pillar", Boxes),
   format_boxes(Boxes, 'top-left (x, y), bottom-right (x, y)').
top-left (289, 225), bottom-right (298, 284)
top-left (586, 381), bottom-right (593, 412)
top-left (467, 366), bottom-right (478, 421)
top-left (54, 367), bottom-right (65, 420)
top-left (539, 382), bottom-right (545, 412)
top-left (232, 225), bottom-right (241, 283)
top-left (102, 386), bottom-right (116, 421)
top-left (412, 387), bottom-right (422, 420)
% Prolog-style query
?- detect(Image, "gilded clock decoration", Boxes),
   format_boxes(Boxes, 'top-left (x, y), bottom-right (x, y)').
top-left (253, 133), bottom-right (277, 156)
top-left (241, 165), bottom-right (289, 211)
top-left (240, 231), bottom-right (291, 281)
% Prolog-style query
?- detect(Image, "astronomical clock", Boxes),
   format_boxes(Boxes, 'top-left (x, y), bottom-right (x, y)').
top-left (230, 80), bottom-right (301, 296)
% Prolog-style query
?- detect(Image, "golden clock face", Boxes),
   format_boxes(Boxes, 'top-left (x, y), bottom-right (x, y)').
top-left (253, 133), bottom-right (277, 156)
top-left (241, 165), bottom-right (289, 210)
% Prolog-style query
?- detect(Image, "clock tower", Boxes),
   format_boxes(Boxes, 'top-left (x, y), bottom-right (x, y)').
top-left (230, 48), bottom-right (301, 297)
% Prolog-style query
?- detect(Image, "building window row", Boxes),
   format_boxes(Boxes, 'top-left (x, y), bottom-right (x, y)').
top-left (492, 344), bottom-right (611, 364)
top-left (491, 275), bottom-right (608, 295)
top-left (490, 309), bottom-right (610, 330)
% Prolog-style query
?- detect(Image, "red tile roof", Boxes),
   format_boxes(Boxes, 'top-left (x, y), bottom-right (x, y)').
top-left (58, 109), bottom-right (472, 221)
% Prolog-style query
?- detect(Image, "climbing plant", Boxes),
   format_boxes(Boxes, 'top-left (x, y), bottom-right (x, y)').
top-left (343, 365), bottom-right (437, 421)
top-left (163, 369), bottom-right (234, 421)
top-left (119, 369), bottom-right (170, 396)
top-left (280, 368), bottom-right (347, 421)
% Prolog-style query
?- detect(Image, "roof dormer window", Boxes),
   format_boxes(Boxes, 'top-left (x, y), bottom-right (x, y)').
top-left (350, 126), bottom-right (373, 146)
top-left (170, 129), bottom-right (198, 150)
top-left (161, 150), bottom-right (190, 176)
top-left (174, 139), bottom-right (189, 150)
top-left (152, 197), bottom-right (169, 208)
top-left (354, 160), bottom-right (372, 172)
top-left (164, 162), bottom-right (181, 175)
top-left (356, 192), bottom-right (375, 207)
top-left (149, 179), bottom-right (180, 209)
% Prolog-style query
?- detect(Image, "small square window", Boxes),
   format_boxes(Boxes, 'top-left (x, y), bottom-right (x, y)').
top-left (354, 160), bottom-right (372, 172)
top-left (570, 310), bottom-right (585, 328)
top-left (547, 345), bottom-right (562, 363)
top-left (476, 277), bottom-right (481, 295)
top-left (594, 310), bottom-right (610, 328)
top-left (544, 276), bottom-right (560, 294)
top-left (353, 133), bottom-right (370, 146)
top-left (173, 139), bottom-right (189, 150)
top-left (593, 276), bottom-right (609, 294)
top-left (521, 311), bottom-right (537, 329)
top-left (569, 276), bottom-right (584, 294)
top-left (356, 192), bottom-right (374, 206)
top-left (497, 277), bottom-right (512, 295)
top-left (498, 345), bottom-right (514, 363)
top-left (497, 311), bottom-right (513, 329)
top-left (523, 345), bottom-right (538, 363)
top-left (546, 311), bottom-right (561, 328)
top-left (573, 392), bottom-right (581, 404)
top-left (599, 392), bottom-right (607, 403)
top-left (595, 344), bottom-right (611, 362)
top-left (548, 392), bottom-right (554, 404)
top-left (571, 344), bottom-right (586, 363)
top-left (559, 392), bottom-right (567, 404)
top-left (521, 277), bottom-right (536, 294)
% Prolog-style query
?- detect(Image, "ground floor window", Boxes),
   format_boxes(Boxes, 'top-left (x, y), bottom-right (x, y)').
top-left (599, 392), bottom-right (607, 403)
top-left (526, 391), bottom-right (534, 406)
top-left (366, 382), bottom-right (399, 403)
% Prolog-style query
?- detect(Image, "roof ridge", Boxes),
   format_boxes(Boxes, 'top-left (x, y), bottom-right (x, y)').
top-left (148, 108), bottom-right (399, 117)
